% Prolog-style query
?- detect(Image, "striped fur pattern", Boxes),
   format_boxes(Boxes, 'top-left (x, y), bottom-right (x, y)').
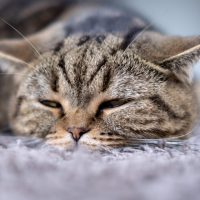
top-left (11, 34), bottom-right (199, 150)
top-left (0, 3), bottom-right (200, 150)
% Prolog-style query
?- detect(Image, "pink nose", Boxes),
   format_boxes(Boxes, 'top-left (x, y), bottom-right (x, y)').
top-left (67, 127), bottom-right (90, 141)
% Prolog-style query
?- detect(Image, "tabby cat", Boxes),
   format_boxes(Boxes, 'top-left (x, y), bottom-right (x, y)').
top-left (0, 0), bottom-right (200, 150)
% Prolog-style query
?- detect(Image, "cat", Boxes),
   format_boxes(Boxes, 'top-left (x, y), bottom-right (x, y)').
top-left (0, 0), bottom-right (200, 150)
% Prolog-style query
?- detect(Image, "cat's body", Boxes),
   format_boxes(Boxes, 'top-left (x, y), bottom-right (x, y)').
top-left (0, 0), bottom-right (200, 150)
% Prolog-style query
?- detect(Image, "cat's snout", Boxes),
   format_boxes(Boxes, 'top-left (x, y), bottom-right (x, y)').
top-left (67, 127), bottom-right (90, 142)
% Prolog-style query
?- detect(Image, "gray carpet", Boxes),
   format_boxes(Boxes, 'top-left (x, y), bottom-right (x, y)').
top-left (0, 133), bottom-right (200, 200)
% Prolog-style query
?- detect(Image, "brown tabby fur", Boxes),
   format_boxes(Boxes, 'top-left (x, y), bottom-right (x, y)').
top-left (0, 1), bottom-right (200, 150)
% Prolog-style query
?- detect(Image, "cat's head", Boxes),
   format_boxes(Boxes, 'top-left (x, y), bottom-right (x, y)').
top-left (1, 32), bottom-right (200, 150)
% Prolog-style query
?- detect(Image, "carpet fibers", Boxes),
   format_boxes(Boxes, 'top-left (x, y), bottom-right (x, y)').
top-left (0, 134), bottom-right (200, 200)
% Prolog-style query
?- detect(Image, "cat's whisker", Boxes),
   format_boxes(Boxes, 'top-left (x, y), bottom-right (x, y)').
top-left (0, 17), bottom-right (41, 58)
top-left (127, 130), bottom-right (193, 144)
top-left (159, 129), bottom-right (194, 140)
top-left (0, 51), bottom-right (33, 68)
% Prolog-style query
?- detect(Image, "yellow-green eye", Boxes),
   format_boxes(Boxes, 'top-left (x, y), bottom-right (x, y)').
top-left (39, 100), bottom-right (61, 108)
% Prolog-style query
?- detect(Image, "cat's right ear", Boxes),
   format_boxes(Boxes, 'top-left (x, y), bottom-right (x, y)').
top-left (0, 51), bottom-right (29, 77)
top-left (0, 22), bottom-right (66, 62)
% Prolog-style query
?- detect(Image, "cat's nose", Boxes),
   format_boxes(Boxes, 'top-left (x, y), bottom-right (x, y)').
top-left (67, 127), bottom-right (90, 141)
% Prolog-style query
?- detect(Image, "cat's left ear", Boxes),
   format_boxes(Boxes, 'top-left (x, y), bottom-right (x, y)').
top-left (158, 44), bottom-right (200, 83)
top-left (133, 31), bottom-right (200, 83)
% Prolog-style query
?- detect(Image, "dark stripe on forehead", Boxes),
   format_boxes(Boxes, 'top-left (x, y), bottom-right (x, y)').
top-left (102, 67), bottom-right (111, 92)
top-left (77, 35), bottom-right (90, 46)
top-left (58, 56), bottom-right (73, 87)
top-left (120, 26), bottom-right (145, 50)
top-left (51, 74), bottom-right (59, 93)
top-left (72, 44), bottom-right (89, 91)
top-left (53, 41), bottom-right (64, 53)
top-left (87, 57), bottom-right (107, 85)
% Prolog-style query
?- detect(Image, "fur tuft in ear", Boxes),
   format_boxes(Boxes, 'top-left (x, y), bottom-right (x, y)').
top-left (159, 45), bottom-right (200, 83)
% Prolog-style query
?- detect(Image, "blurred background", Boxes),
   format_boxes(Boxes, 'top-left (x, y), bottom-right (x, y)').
top-left (124, 0), bottom-right (200, 35)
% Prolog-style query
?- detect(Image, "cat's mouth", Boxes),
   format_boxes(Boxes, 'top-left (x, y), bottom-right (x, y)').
top-left (45, 131), bottom-right (129, 151)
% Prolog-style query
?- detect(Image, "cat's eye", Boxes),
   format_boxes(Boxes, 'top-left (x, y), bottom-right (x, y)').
top-left (97, 99), bottom-right (130, 114)
top-left (39, 100), bottom-right (62, 108)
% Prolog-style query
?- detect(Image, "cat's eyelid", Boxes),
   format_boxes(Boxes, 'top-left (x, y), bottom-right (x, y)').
top-left (95, 98), bottom-right (133, 117)
top-left (97, 98), bottom-right (133, 113)
top-left (103, 98), bottom-right (133, 106)
top-left (39, 99), bottom-right (62, 109)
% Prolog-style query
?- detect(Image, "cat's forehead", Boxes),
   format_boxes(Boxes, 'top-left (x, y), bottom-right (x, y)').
top-left (25, 34), bottom-right (162, 106)
top-left (58, 34), bottom-right (124, 67)
top-left (52, 35), bottom-right (124, 104)
top-left (61, 34), bottom-right (124, 52)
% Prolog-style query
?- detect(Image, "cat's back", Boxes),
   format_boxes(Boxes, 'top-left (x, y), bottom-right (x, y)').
top-left (0, 0), bottom-right (149, 41)
top-left (61, 5), bottom-right (148, 38)
top-left (0, 1), bottom-right (153, 62)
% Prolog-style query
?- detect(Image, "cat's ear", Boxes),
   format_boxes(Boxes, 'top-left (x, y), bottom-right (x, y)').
top-left (158, 44), bottom-right (200, 83)
top-left (133, 31), bottom-right (200, 83)
top-left (0, 51), bottom-right (29, 77)
top-left (0, 22), bottom-right (66, 62)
